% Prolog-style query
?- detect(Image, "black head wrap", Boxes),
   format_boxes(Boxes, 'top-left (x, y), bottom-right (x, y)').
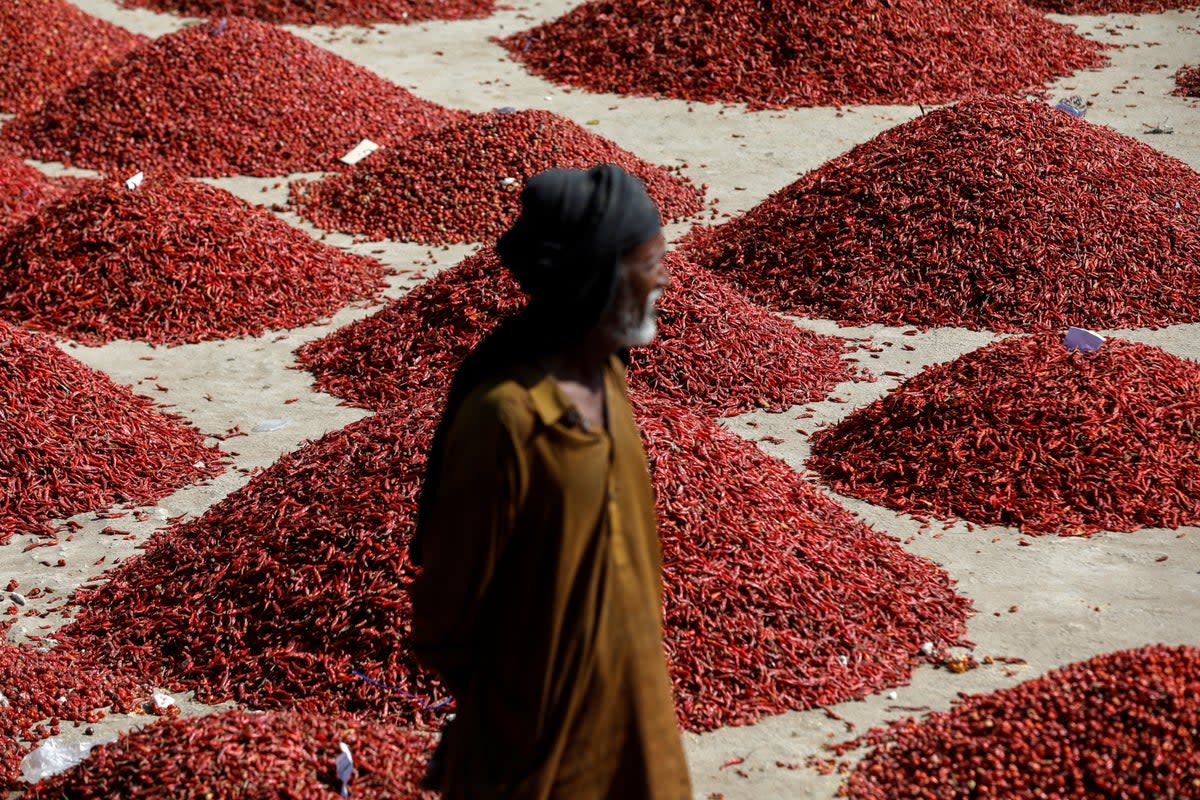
top-left (497, 164), bottom-right (662, 339)
top-left (411, 164), bottom-right (662, 565)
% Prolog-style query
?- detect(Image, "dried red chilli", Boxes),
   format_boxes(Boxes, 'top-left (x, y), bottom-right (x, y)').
top-left (2, 17), bottom-right (467, 177)
top-left (680, 97), bottom-right (1200, 332)
top-left (497, 0), bottom-right (1106, 110)
top-left (58, 394), bottom-right (450, 721)
top-left (1024, 0), bottom-right (1199, 12)
top-left (58, 383), bottom-right (968, 732)
top-left (296, 247), bottom-right (859, 417)
top-left (838, 645), bottom-right (1200, 799)
top-left (0, 0), bottom-right (145, 115)
top-left (1176, 64), bottom-right (1200, 99)
top-left (0, 642), bottom-right (148, 791)
top-left (24, 710), bottom-right (438, 799)
top-left (0, 174), bottom-right (387, 345)
top-left (633, 392), bottom-right (972, 732)
top-left (0, 320), bottom-right (224, 544)
top-left (290, 109), bottom-right (704, 244)
top-left (0, 156), bottom-right (65, 237)
top-left (808, 334), bottom-right (1200, 536)
top-left (113, 0), bottom-right (491, 26)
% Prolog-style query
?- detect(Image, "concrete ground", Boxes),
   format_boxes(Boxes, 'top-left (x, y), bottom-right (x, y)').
top-left (2, 0), bottom-right (1199, 796)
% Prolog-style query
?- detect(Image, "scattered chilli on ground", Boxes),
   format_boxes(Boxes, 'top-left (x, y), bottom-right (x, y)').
top-left (634, 392), bottom-right (972, 731)
top-left (24, 710), bottom-right (438, 799)
top-left (1176, 64), bottom-right (1200, 98)
top-left (112, 0), bottom-right (491, 26)
top-left (0, 156), bottom-right (65, 237)
top-left (1024, 0), bottom-right (1200, 12)
top-left (289, 109), bottom-right (704, 244)
top-left (497, 0), bottom-right (1105, 109)
top-left (0, 175), bottom-right (387, 344)
top-left (0, 0), bottom-right (145, 114)
top-left (680, 97), bottom-right (1200, 331)
top-left (0, 320), bottom-right (223, 544)
top-left (0, 642), bottom-right (148, 791)
top-left (808, 334), bottom-right (1200, 536)
top-left (296, 247), bottom-right (858, 417)
top-left (58, 393), bottom-right (451, 721)
top-left (58, 384), bottom-right (969, 732)
top-left (2, 16), bottom-right (467, 177)
top-left (839, 645), bottom-right (1200, 799)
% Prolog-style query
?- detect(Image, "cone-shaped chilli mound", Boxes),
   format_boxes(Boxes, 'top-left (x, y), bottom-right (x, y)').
top-left (0, 175), bottom-right (387, 344)
top-left (1177, 65), bottom-right (1200, 98)
top-left (57, 394), bottom-right (450, 720)
top-left (24, 710), bottom-right (438, 799)
top-left (633, 392), bottom-right (971, 731)
top-left (497, 0), bottom-right (1105, 109)
top-left (0, 641), bottom-right (150, 790)
top-left (680, 97), bottom-right (1200, 331)
top-left (0, 156), bottom-right (65, 237)
top-left (296, 247), bottom-right (858, 416)
top-left (808, 334), bottom-right (1200, 536)
top-left (0, 321), bottom-right (223, 544)
top-left (1, 17), bottom-right (467, 177)
top-left (57, 386), bottom-right (970, 732)
top-left (840, 645), bottom-right (1200, 799)
top-left (113, 0), bottom-right (491, 26)
top-left (0, 0), bottom-right (145, 114)
top-left (289, 109), bottom-right (704, 244)
top-left (1025, 0), bottom-right (1200, 12)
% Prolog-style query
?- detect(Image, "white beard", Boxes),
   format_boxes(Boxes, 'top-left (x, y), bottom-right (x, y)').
top-left (612, 288), bottom-right (662, 348)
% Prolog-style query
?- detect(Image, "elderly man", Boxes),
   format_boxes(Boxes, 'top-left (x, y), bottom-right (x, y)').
top-left (409, 164), bottom-right (692, 800)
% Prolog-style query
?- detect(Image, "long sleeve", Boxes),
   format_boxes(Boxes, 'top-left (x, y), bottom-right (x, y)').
top-left (409, 392), bottom-right (529, 695)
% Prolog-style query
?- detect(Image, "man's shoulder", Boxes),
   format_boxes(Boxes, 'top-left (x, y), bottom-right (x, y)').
top-left (457, 372), bottom-right (539, 435)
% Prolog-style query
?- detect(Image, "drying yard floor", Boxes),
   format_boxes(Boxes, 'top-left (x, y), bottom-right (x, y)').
top-left (3, 1), bottom-right (1199, 797)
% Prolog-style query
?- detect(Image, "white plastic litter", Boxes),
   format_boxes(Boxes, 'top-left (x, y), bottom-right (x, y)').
top-left (124, 171), bottom-right (144, 190)
top-left (1064, 327), bottom-right (1105, 353)
top-left (152, 691), bottom-right (176, 710)
top-left (20, 736), bottom-right (112, 783)
top-left (253, 419), bottom-right (292, 432)
top-left (340, 139), bottom-right (379, 165)
top-left (920, 641), bottom-right (934, 656)
top-left (336, 742), bottom-right (355, 797)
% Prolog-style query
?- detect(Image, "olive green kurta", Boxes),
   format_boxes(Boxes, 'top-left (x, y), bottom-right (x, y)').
top-left (410, 356), bottom-right (691, 800)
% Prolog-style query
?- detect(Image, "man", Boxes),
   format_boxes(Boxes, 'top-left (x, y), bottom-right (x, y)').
top-left (409, 164), bottom-right (692, 800)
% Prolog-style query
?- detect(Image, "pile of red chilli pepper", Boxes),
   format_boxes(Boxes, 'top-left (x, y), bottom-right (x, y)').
top-left (23, 711), bottom-right (438, 799)
top-left (808, 334), bottom-right (1200, 536)
top-left (52, 385), bottom-right (970, 735)
top-left (111, 0), bottom-right (492, 27)
top-left (0, 320), bottom-right (223, 544)
top-left (498, 0), bottom-right (1106, 108)
top-left (289, 109), bottom-right (704, 244)
top-left (837, 645), bottom-right (1200, 799)
top-left (679, 96), bottom-right (1200, 332)
top-left (1, 16), bottom-right (467, 177)
top-left (0, 175), bottom-right (387, 344)
top-left (296, 247), bottom-right (861, 417)
top-left (0, 0), bottom-right (145, 114)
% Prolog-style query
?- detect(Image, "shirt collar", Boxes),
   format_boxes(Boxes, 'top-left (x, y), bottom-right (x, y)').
top-left (514, 357), bottom-right (622, 429)
top-left (513, 362), bottom-right (573, 428)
